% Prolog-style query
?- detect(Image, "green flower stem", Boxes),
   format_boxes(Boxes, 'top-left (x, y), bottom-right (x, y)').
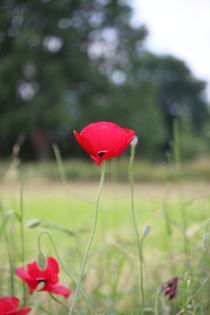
top-left (129, 145), bottom-right (144, 313)
top-left (49, 292), bottom-right (69, 311)
top-left (68, 160), bottom-right (106, 315)
top-left (37, 230), bottom-right (94, 314)
top-left (20, 185), bottom-right (26, 305)
top-left (38, 231), bottom-right (75, 282)
top-left (0, 207), bottom-right (15, 295)
top-left (154, 292), bottom-right (160, 315)
top-left (175, 274), bottom-right (210, 315)
top-left (4, 232), bottom-right (15, 295)
top-left (37, 305), bottom-right (51, 315)
top-left (173, 120), bottom-right (188, 255)
top-left (52, 144), bottom-right (67, 184)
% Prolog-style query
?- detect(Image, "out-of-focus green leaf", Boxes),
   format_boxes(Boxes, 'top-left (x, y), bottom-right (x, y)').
top-left (37, 251), bottom-right (46, 270)
top-left (14, 211), bottom-right (22, 222)
top-left (27, 218), bottom-right (41, 228)
top-left (0, 210), bottom-right (14, 238)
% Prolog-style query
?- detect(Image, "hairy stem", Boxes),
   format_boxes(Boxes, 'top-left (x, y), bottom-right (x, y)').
top-left (38, 230), bottom-right (94, 314)
top-left (49, 293), bottom-right (69, 311)
top-left (68, 161), bottom-right (105, 315)
top-left (129, 145), bottom-right (144, 313)
top-left (20, 185), bottom-right (26, 304)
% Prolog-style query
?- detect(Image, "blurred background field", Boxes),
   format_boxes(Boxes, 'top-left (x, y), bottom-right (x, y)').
top-left (0, 0), bottom-right (210, 313)
top-left (0, 0), bottom-right (210, 163)
top-left (0, 158), bottom-right (210, 313)
top-left (1, 156), bottom-right (210, 182)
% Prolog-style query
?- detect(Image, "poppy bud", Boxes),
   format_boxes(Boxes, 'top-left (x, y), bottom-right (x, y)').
top-left (131, 135), bottom-right (138, 148)
top-left (143, 225), bottom-right (151, 236)
top-left (27, 219), bottom-right (41, 228)
top-left (37, 251), bottom-right (46, 270)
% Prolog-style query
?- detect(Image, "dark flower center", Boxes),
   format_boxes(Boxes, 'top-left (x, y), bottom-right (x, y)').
top-left (98, 150), bottom-right (107, 157)
top-left (37, 279), bottom-right (46, 290)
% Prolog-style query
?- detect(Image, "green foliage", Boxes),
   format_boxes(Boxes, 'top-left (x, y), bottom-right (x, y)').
top-left (136, 53), bottom-right (210, 148)
top-left (0, 209), bottom-right (13, 239)
top-left (0, 0), bottom-right (209, 160)
top-left (0, 0), bottom-right (146, 159)
top-left (37, 250), bottom-right (46, 270)
top-left (0, 180), bottom-right (209, 313)
top-left (2, 157), bottom-right (210, 183)
top-left (178, 116), bottom-right (209, 160)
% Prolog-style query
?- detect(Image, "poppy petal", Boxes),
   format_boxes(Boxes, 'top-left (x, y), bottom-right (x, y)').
top-left (27, 257), bottom-right (59, 285)
top-left (0, 297), bottom-right (19, 314)
top-left (44, 257), bottom-right (59, 284)
top-left (15, 256), bottom-right (71, 299)
top-left (6, 307), bottom-right (32, 315)
top-left (90, 155), bottom-right (102, 166)
top-left (43, 283), bottom-right (71, 299)
top-left (45, 257), bottom-right (59, 274)
top-left (0, 297), bottom-right (31, 315)
top-left (74, 122), bottom-right (135, 166)
top-left (26, 260), bottom-right (42, 279)
top-left (101, 127), bottom-right (134, 159)
top-left (15, 268), bottom-right (38, 294)
top-left (73, 130), bottom-right (96, 156)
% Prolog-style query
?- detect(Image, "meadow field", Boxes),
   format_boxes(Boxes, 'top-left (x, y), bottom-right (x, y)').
top-left (0, 159), bottom-right (209, 314)
top-left (1, 0), bottom-right (210, 313)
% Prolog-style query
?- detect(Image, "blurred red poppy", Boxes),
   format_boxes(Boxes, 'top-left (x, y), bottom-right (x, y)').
top-left (163, 276), bottom-right (178, 300)
top-left (0, 297), bottom-right (31, 315)
top-left (73, 121), bottom-right (135, 166)
top-left (15, 257), bottom-right (71, 299)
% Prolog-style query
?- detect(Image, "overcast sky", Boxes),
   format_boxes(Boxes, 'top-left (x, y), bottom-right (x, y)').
top-left (131, 0), bottom-right (210, 102)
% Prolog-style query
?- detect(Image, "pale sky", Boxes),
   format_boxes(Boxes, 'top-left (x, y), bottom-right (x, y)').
top-left (131, 0), bottom-right (210, 102)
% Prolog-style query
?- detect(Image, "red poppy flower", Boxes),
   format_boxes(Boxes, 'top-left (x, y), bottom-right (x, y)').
top-left (15, 257), bottom-right (71, 299)
top-left (73, 121), bottom-right (135, 166)
top-left (163, 276), bottom-right (178, 300)
top-left (0, 297), bottom-right (31, 315)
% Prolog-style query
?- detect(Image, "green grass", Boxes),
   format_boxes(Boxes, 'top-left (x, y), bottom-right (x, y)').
top-left (1, 156), bottom-right (210, 182)
top-left (0, 176), bottom-right (209, 314)
top-left (1, 133), bottom-right (210, 314)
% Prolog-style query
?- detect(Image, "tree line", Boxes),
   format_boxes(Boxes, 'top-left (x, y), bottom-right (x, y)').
top-left (0, 0), bottom-right (209, 160)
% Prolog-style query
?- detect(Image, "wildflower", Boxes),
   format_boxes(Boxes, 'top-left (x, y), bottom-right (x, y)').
top-left (15, 256), bottom-right (71, 299)
top-left (143, 225), bottom-right (151, 236)
top-left (130, 135), bottom-right (138, 148)
top-left (0, 297), bottom-right (31, 315)
top-left (73, 121), bottom-right (135, 166)
top-left (162, 276), bottom-right (178, 300)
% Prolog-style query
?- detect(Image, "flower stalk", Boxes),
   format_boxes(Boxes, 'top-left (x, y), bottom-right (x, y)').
top-left (37, 230), bottom-right (94, 314)
top-left (68, 160), bottom-right (106, 315)
top-left (20, 185), bottom-right (27, 305)
top-left (129, 140), bottom-right (144, 314)
top-left (49, 293), bottom-right (69, 311)
top-left (173, 120), bottom-right (188, 255)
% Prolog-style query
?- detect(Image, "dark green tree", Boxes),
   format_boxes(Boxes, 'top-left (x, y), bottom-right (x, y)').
top-left (0, 0), bottom-right (148, 159)
top-left (135, 53), bottom-right (209, 143)
top-left (0, 0), bottom-right (208, 160)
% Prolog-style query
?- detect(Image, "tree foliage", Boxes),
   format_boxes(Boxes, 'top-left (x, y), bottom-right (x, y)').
top-left (0, 0), bottom-right (209, 160)
top-left (136, 54), bottom-right (209, 138)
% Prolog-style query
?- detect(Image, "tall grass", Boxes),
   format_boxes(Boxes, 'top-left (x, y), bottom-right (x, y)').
top-left (1, 156), bottom-right (210, 183)
top-left (0, 140), bottom-right (209, 314)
